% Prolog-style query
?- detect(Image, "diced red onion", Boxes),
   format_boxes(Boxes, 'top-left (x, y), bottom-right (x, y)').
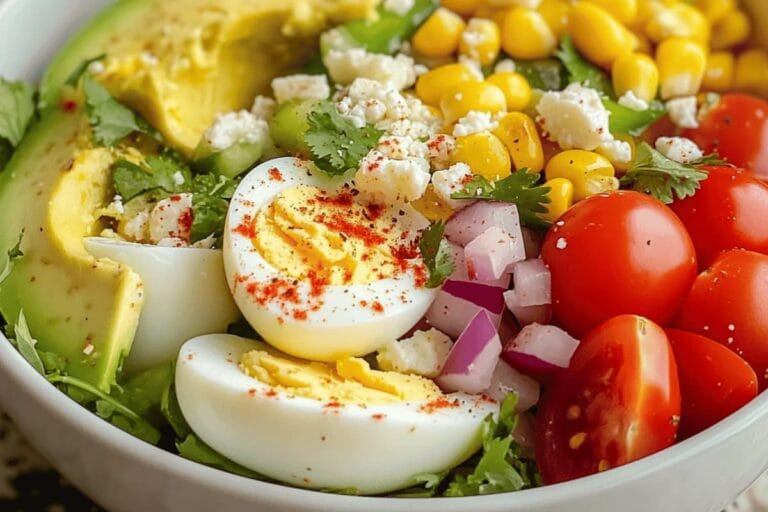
top-left (427, 280), bottom-right (505, 337)
top-left (502, 323), bottom-right (580, 381)
top-left (445, 202), bottom-right (523, 247)
top-left (448, 242), bottom-right (511, 289)
top-left (485, 360), bottom-right (540, 412)
top-left (503, 289), bottom-right (552, 326)
top-left (522, 227), bottom-right (542, 259)
top-left (464, 227), bottom-right (526, 281)
top-left (436, 310), bottom-right (502, 394)
top-left (512, 259), bottom-right (551, 306)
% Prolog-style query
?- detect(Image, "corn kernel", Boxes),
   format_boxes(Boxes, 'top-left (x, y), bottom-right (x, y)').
top-left (631, 30), bottom-right (653, 54)
top-left (500, 7), bottom-right (557, 60)
top-left (734, 49), bottom-right (768, 97)
top-left (545, 150), bottom-right (616, 201)
top-left (694, 0), bottom-right (735, 23)
top-left (412, 7), bottom-right (467, 58)
top-left (440, 81), bottom-right (507, 124)
top-left (493, 112), bottom-right (545, 173)
top-left (612, 53), bottom-right (659, 103)
top-left (656, 37), bottom-right (707, 99)
top-left (416, 63), bottom-right (481, 106)
top-left (459, 18), bottom-right (502, 66)
top-left (540, 178), bottom-right (574, 223)
top-left (710, 10), bottom-right (751, 51)
top-left (486, 72), bottom-right (532, 112)
top-left (453, 132), bottom-right (512, 181)
top-left (537, 0), bottom-right (571, 38)
top-left (645, 4), bottom-right (709, 45)
top-left (569, 2), bottom-right (636, 68)
top-left (702, 52), bottom-right (735, 92)
top-left (411, 185), bottom-right (455, 222)
top-left (441, 0), bottom-right (484, 17)
top-left (584, 0), bottom-right (638, 25)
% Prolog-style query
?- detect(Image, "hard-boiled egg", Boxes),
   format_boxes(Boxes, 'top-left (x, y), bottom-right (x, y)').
top-left (175, 334), bottom-right (497, 494)
top-left (85, 238), bottom-right (240, 372)
top-left (223, 157), bottom-right (437, 361)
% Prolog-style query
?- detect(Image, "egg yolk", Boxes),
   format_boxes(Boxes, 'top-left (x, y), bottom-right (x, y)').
top-left (252, 185), bottom-right (416, 285)
top-left (240, 349), bottom-right (442, 405)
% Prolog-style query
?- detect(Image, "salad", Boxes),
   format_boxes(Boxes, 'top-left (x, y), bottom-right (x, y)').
top-left (1, 0), bottom-right (768, 498)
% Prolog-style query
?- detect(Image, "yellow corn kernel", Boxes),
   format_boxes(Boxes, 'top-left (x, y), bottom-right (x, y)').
top-left (612, 53), bottom-right (660, 103)
top-left (694, 0), bottom-right (735, 23)
top-left (545, 150), bottom-right (616, 201)
top-left (568, 2), bottom-right (636, 68)
top-left (702, 52), bottom-right (735, 92)
top-left (500, 7), bottom-right (557, 60)
top-left (540, 178), bottom-right (574, 223)
top-left (537, 0), bottom-right (571, 38)
top-left (656, 37), bottom-right (707, 99)
top-left (411, 185), bottom-right (455, 223)
top-left (710, 10), bottom-right (751, 51)
top-left (441, 0), bottom-right (484, 17)
top-left (412, 7), bottom-right (467, 58)
top-left (493, 112), bottom-right (545, 173)
top-left (452, 132), bottom-right (512, 181)
top-left (645, 4), bottom-right (710, 45)
top-left (584, 0), bottom-right (638, 25)
top-left (440, 81), bottom-right (507, 124)
top-left (459, 18), bottom-right (502, 66)
top-left (416, 63), bottom-right (481, 106)
top-left (734, 49), bottom-right (768, 97)
top-left (486, 72), bottom-right (532, 112)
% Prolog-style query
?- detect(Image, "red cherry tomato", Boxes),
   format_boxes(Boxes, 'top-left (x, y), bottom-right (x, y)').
top-left (664, 329), bottom-right (758, 439)
top-left (677, 249), bottom-right (768, 390)
top-left (542, 191), bottom-right (698, 337)
top-left (536, 315), bottom-right (680, 484)
top-left (669, 166), bottom-right (768, 268)
top-left (684, 94), bottom-right (768, 180)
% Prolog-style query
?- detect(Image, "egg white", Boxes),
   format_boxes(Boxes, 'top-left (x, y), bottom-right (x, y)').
top-left (175, 334), bottom-right (497, 494)
top-left (223, 157), bottom-right (437, 361)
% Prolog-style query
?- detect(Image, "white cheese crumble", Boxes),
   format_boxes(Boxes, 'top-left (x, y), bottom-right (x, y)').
top-left (251, 95), bottom-right (277, 120)
top-left (426, 134), bottom-right (456, 170)
top-left (457, 55), bottom-right (484, 80)
top-left (107, 195), bottom-right (125, 215)
top-left (376, 329), bottom-right (453, 378)
top-left (598, 139), bottom-right (632, 164)
top-left (655, 136), bottom-right (704, 164)
top-left (460, 18), bottom-right (494, 63)
top-left (494, 59), bottom-right (517, 73)
top-left (271, 74), bottom-right (330, 104)
top-left (377, 135), bottom-right (429, 160)
top-left (666, 96), bottom-right (700, 129)
top-left (204, 111), bottom-right (272, 152)
top-left (123, 211), bottom-right (151, 243)
top-left (324, 49), bottom-right (418, 91)
top-left (431, 163), bottom-right (476, 210)
top-left (88, 60), bottom-right (106, 75)
top-left (355, 148), bottom-right (431, 205)
top-left (453, 111), bottom-right (499, 137)
top-left (149, 193), bottom-right (193, 244)
top-left (383, 0), bottom-right (414, 15)
top-left (618, 91), bottom-right (649, 112)
top-left (172, 171), bottom-right (186, 186)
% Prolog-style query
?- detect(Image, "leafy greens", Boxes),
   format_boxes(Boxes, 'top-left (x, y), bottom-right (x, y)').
top-left (0, 77), bottom-right (36, 169)
top-left (419, 221), bottom-right (455, 288)
top-left (556, 36), bottom-right (614, 98)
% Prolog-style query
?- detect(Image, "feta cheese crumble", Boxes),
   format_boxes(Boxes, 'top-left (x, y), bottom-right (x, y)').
top-left (431, 163), bottom-right (476, 210)
top-left (123, 211), bottom-right (150, 243)
top-left (494, 59), bottom-right (517, 73)
top-left (149, 193), bottom-right (193, 244)
top-left (376, 329), bottom-right (453, 378)
top-left (251, 95), bottom-right (277, 120)
top-left (426, 134), bottom-right (456, 170)
top-left (355, 146), bottom-right (431, 205)
top-left (324, 49), bottom-right (418, 91)
top-left (271, 74), bottom-right (330, 104)
top-left (655, 136), bottom-right (704, 164)
top-left (204, 111), bottom-right (272, 151)
top-left (453, 111), bottom-right (499, 137)
top-left (666, 96), bottom-right (700, 129)
top-left (107, 195), bottom-right (125, 215)
top-left (383, 0), bottom-right (414, 15)
top-left (618, 91), bottom-right (649, 112)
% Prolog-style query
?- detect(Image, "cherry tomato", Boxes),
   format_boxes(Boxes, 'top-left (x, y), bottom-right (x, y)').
top-left (669, 166), bottom-right (768, 268)
top-left (677, 249), bottom-right (768, 390)
top-left (542, 191), bottom-right (697, 337)
top-left (536, 315), bottom-right (680, 484)
top-left (684, 94), bottom-right (768, 180)
top-left (664, 329), bottom-right (757, 439)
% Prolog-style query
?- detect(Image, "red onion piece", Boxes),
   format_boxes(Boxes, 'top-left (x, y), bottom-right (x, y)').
top-left (485, 360), bottom-right (540, 412)
top-left (447, 242), bottom-right (511, 289)
top-left (522, 227), bottom-right (542, 259)
top-left (427, 280), bottom-right (504, 337)
top-left (464, 227), bottom-right (526, 281)
top-left (436, 310), bottom-right (502, 394)
top-left (512, 259), bottom-right (551, 306)
top-left (501, 323), bottom-right (580, 381)
top-left (503, 289), bottom-right (552, 326)
top-left (445, 202), bottom-right (523, 247)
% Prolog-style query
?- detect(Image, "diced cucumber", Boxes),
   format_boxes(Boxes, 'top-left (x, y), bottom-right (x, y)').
top-left (192, 140), bottom-right (263, 179)
top-left (268, 100), bottom-right (317, 157)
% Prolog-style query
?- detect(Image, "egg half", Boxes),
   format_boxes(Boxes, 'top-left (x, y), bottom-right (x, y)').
top-left (175, 334), bottom-right (498, 494)
top-left (223, 157), bottom-right (437, 361)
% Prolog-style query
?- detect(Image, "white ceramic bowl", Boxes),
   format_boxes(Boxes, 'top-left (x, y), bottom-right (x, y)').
top-left (2, 1), bottom-right (768, 511)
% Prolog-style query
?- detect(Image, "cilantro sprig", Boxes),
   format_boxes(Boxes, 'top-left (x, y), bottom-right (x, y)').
top-left (0, 231), bottom-right (24, 287)
top-left (556, 36), bottom-right (614, 98)
top-left (603, 98), bottom-right (667, 137)
top-left (305, 100), bottom-right (383, 176)
top-left (112, 152), bottom-right (192, 201)
top-left (0, 77), bottom-right (36, 169)
top-left (419, 221), bottom-right (455, 288)
top-left (451, 170), bottom-right (552, 230)
top-left (83, 75), bottom-right (158, 147)
top-left (620, 142), bottom-right (710, 203)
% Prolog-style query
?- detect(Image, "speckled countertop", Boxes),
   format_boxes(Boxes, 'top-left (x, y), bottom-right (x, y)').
top-left (0, 408), bottom-right (765, 512)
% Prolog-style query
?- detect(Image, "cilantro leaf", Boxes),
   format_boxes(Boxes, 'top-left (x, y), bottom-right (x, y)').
top-left (13, 311), bottom-right (45, 375)
top-left (65, 54), bottom-right (106, 87)
top-left (190, 195), bottom-right (229, 244)
top-left (0, 77), bottom-right (36, 147)
top-left (604, 99), bottom-right (667, 136)
top-left (556, 36), bottom-right (614, 98)
top-left (191, 173), bottom-right (237, 199)
top-left (620, 142), bottom-right (710, 203)
top-left (514, 59), bottom-right (566, 91)
top-left (451, 171), bottom-right (552, 229)
top-left (177, 434), bottom-right (269, 479)
top-left (0, 230), bottom-right (24, 286)
top-left (83, 75), bottom-right (156, 147)
top-left (305, 100), bottom-right (383, 176)
top-left (419, 222), bottom-right (455, 288)
top-left (692, 153), bottom-right (728, 166)
top-left (112, 153), bottom-right (191, 200)
top-left (161, 367), bottom-right (193, 440)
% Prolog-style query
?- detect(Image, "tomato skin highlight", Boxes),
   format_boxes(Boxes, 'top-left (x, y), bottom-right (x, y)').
top-left (542, 191), bottom-right (698, 337)
top-left (535, 315), bottom-right (680, 484)
top-left (669, 166), bottom-right (768, 268)
top-left (664, 329), bottom-right (758, 439)
top-left (677, 249), bottom-right (768, 390)
top-left (684, 94), bottom-right (768, 181)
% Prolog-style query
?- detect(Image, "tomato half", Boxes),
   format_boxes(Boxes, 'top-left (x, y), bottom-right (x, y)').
top-left (684, 94), bottom-right (768, 180)
top-left (535, 315), bottom-right (680, 484)
top-left (665, 329), bottom-right (757, 439)
top-left (541, 191), bottom-right (697, 337)
top-left (669, 166), bottom-right (768, 268)
top-left (677, 249), bottom-right (768, 390)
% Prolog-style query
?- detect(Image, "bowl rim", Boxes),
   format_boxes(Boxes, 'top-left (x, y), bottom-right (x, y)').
top-left (2, 329), bottom-right (768, 511)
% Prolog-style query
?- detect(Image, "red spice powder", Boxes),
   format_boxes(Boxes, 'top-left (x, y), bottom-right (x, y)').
top-left (170, 195), bottom-right (182, 202)
top-left (371, 301), bottom-right (384, 314)
top-left (316, 192), bottom-right (354, 208)
top-left (365, 203), bottom-right (385, 221)
top-left (293, 310), bottom-right (308, 321)
top-left (268, 167), bottom-right (284, 181)
top-left (233, 214), bottom-right (257, 239)
top-left (371, 413), bottom-right (386, 421)
top-left (420, 397), bottom-right (461, 414)
top-left (318, 213), bottom-right (386, 247)
top-left (248, 388), bottom-right (257, 397)
top-left (60, 99), bottom-right (78, 113)
top-left (307, 270), bottom-right (328, 298)
top-left (324, 401), bottom-right (344, 409)
top-left (178, 209), bottom-right (193, 238)
top-left (264, 389), bottom-right (278, 398)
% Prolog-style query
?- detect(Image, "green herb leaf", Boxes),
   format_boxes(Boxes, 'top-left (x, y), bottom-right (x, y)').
top-left (692, 153), bottom-right (728, 166)
top-left (451, 171), bottom-right (552, 229)
top-left (191, 173), bottom-right (237, 199)
top-left (0, 230), bottom-right (24, 286)
top-left (0, 77), bottom-right (36, 147)
top-left (621, 142), bottom-right (710, 203)
top-left (305, 100), bottom-right (384, 176)
top-left (190, 195), bottom-right (229, 243)
top-left (83, 75), bottom-right (154, 147)
top-left (13, 311), bottom-right (45, 376)
top-left (65, 54), bottom-right (106, 87)
top-left (112, 153), bottom-right (191, 201)
top-left (0, 138), bottom-right (13, 170)
top-left (160, 366), bottom-right (193, 439)
top-left (556, 36), bottom-right (614, 98)
top-left (115, 362), bottom-right (173, 427)
top-left (604, 99), bottom-right (667, 136)
top-left (513, 59), bottom-right (566, 91)
top-left (419, 222), bottom-right (455, 289)
top-left (177, 435), bottom-right (270, 479)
